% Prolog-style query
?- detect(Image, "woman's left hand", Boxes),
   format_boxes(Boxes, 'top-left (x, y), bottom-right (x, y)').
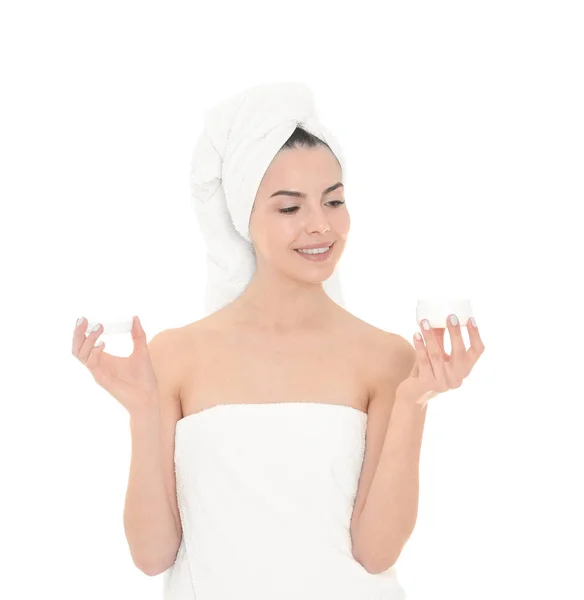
top-left (396, 315), bottom-right (486, 407)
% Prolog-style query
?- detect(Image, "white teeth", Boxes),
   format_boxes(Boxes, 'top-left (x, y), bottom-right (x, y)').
top-left (297, 245), bottom-right (331, 255)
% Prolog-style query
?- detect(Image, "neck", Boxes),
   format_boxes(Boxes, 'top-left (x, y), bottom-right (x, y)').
top-left (230, 270), bottom-right (337, 332)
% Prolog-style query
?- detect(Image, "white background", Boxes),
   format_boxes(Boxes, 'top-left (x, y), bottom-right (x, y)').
top-left (1, 1), bottom-right (582, 598)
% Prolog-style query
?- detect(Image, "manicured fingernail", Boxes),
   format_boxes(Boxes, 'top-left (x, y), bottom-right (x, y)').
top-left (470, 317), bottom-right (476, 328)
top-left (449, 314), bottom-right (459, 326)
top-left (76, 317), bottom-right (84, 327)
top-left (422, 319), bottom-right (431, 331)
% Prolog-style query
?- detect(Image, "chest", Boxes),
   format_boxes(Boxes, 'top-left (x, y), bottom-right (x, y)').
top-left (179, 328), bottom-right (373, 417)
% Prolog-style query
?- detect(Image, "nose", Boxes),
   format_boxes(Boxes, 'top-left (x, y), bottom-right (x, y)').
top-left (304, 206), bottom-right (332, 235)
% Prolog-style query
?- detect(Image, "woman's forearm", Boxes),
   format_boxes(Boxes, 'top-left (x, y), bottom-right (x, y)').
top-left (123, 402), bottom-right (181, 575)
top-left (352, 396), bottom-right (427, 573)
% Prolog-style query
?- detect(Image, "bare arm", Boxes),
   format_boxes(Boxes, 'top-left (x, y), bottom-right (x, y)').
top-left (351, 336), bottom-right (424, 573)
top-left (352, 394), bottom-right (426, 573)
top-left (123, 330), bottom-right (183, 576)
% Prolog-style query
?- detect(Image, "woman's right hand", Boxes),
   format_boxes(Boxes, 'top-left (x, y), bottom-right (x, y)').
top-left (71, 315), bottom-right (159, 416)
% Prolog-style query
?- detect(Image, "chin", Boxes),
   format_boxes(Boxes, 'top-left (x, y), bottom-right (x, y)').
top-left (292, 263), bottom-right (338, 283)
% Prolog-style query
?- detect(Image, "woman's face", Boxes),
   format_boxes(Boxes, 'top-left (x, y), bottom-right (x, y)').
top-left (248, 145), bottom-right (350, 283)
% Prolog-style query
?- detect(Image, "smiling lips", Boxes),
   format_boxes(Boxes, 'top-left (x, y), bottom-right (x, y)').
top-left (294, 242), bottom-right (334, 260)
top-left (294, 241), bottom-right (334, 250)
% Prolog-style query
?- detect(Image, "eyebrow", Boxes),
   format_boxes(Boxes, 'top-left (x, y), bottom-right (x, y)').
top-left (269, 182), bottom-right (344, 199)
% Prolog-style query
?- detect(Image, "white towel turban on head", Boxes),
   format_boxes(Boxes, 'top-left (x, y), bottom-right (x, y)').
top-left (190, 81), bottom-right (347, 317)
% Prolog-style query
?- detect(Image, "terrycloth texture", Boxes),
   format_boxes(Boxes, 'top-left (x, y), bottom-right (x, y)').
top-left (162, 402), bottom-right (407, 599)
top-left (189, 82), bottom-right (347, 317)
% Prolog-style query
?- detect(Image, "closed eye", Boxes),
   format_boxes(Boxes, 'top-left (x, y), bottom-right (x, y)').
top-left (279, 200), bottom-right (345, 215)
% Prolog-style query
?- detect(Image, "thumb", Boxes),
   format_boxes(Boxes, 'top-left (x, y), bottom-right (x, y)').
top-left (131, 316), bottom-right (148, 352)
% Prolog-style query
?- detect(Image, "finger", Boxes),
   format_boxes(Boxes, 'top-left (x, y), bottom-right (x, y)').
top-left (419, 320), bottom-right (448, 386)
top-left (413, 332), bottom-right (434, 382)
top-left (78, 323), bottom-right (103, 364)
top-left (419, 320), bottom-right (449, 361)
top-left (86, 339), bottom-right (106, 372)
top-left (467, 317), bottom-right (486, 361)
top-left (444, 314), bottom-right (469, 383)
top-left (433, 328), bottom-right (446, 354)
top-left (447, 314), bottom-right (467, 363)
top-left (72, 317), bottom-right (87, 357)
top-left (131, 316), bottom-right (148, 355)
top-left (435, 328), bottom-right (451, 362)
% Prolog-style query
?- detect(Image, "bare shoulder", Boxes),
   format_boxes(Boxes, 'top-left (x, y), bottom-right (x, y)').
top-left (147, 326), bottom-right (186, 386)
top-left (165, 312), bottom-right (230, 370)
top-left (146, 318), bottom-right (216, 417)
top-left (337, 309), bottom-right (416, 390)
top-left (174, 311), bottom-right (229, 349)
top-left (147, 316), bottom-right (221, 382)
top-left (336, 307), bottom-right (408, 349)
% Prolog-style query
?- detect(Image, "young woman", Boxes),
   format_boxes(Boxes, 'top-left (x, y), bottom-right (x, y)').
top-left (71, 89), bottom-right (484, 599)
